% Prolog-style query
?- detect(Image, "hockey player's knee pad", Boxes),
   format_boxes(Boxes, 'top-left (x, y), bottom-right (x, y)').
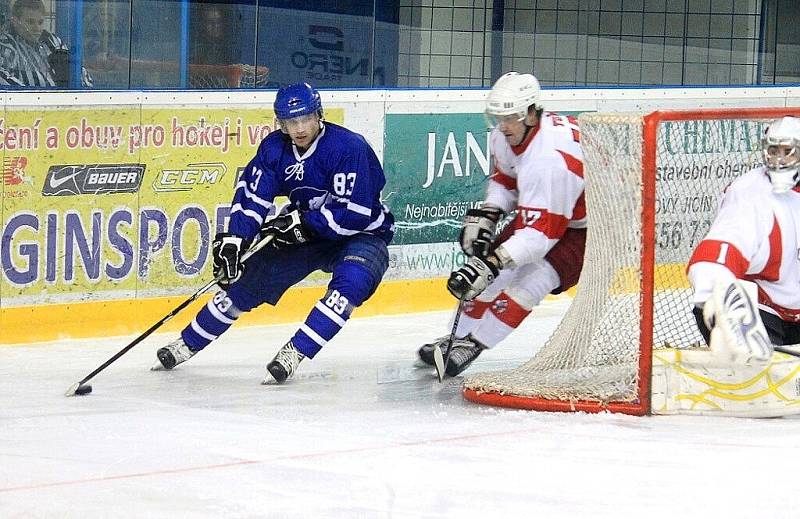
top-left (502, 287), bottom-right (537, 312)
top-left (222, 285), bottom-right (259, 313)
top-left (330, 242), bottom-right (389, 306)
top-left (208, 289), bottom-right (245, 316)
top-left (330, 261), bottom-right (383, 307)
top-left (507, 262), bottom-right (560, 308)
top-left (489, 290), bottom-right (532, 328)
top-left (320, 288), bottom-right (356, 320)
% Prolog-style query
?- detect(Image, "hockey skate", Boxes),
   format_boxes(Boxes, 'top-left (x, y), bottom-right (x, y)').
top-left (262, 341), bottom-right (305, 384)
top-left (417, 335), bottom-right (480, 367)
top-left (445, 335), bottom-right (487, 376)
top-left (152, 337), bottom-right (197, 370)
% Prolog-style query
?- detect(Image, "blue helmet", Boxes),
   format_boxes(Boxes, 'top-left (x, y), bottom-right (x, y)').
top-left (274, 82), bottom-right (323, 120)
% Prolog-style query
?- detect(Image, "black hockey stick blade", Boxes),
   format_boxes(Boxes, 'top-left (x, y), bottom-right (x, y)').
top-left (438, 297), bottom-right (467, 383)
top-left (775, 345), bottom-right (800, 358)
top-left (64, 234), bottom-right (273, 396)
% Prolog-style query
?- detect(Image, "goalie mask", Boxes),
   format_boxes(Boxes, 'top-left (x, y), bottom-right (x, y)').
top-left (762, 116), bottom-right (800, 194)
top-left (485, 72), bottom-right (541, 127)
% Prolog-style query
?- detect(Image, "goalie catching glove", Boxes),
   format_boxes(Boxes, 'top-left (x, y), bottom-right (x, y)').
top-left (259, 210), bottom-right (315, 248)
top-left (459, 206), bottom-right (504, 257)
top-left (212, 233), bottom-right (247, 288)
top-left (703, 279), bottom-right (773, 365)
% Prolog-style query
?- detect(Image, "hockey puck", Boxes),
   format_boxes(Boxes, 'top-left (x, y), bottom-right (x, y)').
top-left (65, 382), bottom-right (92, 397)
top-left (74, 384), bottom-right (93, 396)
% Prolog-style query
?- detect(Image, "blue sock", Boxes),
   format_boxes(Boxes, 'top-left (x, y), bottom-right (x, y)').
top-left (181, 291), bottom-right (241, 351)
top-left (291, 289), bottom-right (353, 358)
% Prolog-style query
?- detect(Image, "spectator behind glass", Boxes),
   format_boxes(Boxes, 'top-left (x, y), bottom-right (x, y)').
top-left (0, 1), bottom-right (8, 30)
top-left (0, 0), bottom-right (92, 87)
top-left (190, 3), bottom-right (237, 66)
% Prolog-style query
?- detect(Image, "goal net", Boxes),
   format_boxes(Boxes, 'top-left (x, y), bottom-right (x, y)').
top-left (187, 63), bottom-right (270, 89)
top-left (463, 107), bottom-right (800, 415)
top-left (119, 60), bottom-right (270, 89)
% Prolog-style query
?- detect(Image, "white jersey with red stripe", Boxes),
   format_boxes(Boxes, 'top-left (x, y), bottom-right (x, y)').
top-left (485, 112), bottom-right (586, 267)
top-left (687, 166), bottom-right (800, 322)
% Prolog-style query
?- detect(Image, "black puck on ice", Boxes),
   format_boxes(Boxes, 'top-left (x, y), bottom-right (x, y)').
top-left (65, 382), bottom-right (94, 397)
top-left (66, 384), bottom-right (92, 396)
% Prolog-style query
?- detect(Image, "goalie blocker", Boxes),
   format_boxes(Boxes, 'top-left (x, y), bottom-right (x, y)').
top-left (702, 279), bottom-right (773, 365)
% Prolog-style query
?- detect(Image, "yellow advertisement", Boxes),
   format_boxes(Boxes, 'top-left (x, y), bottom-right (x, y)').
top-left (0, 104), bottom-right (343, 307)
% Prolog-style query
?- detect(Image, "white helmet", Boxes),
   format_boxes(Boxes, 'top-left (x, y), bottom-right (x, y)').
top-left (485, 72), bottom-right (541, 120)
top-left (762, 116), bottom-right (800, 194)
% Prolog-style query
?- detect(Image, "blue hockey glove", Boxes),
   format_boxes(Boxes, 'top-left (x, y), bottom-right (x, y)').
top-left (212, 233), bottom-right (246, 288)
top-left (259, 210), bottom-right (314, 248)
top-left (447, 254), bottom-right (500, 301)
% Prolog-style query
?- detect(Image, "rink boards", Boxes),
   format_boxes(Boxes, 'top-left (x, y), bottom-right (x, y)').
top-left (2, 87), bottom-right (800, 344)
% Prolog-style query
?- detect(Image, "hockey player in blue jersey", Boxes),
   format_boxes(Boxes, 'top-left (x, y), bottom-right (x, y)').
top-left (153, 82), bottom-right (394, 384)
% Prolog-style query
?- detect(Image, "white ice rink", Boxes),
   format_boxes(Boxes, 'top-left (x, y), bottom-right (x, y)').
top-left (2, 298), bottom-right (800, 519)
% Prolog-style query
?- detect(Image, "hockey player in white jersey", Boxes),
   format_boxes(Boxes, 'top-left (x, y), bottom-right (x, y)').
top-left (418, 72), bottom-right (587, 376)
top-left (687, 116), bottom-right (800, 363)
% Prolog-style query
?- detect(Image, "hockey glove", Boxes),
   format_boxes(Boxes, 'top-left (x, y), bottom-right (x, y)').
top-left (447, 255), bottom-right (500, 301)
top-left (704, 279), bottom-right (773, 365)
top-left (259, 210), bottom-right (314, 249)
top-left (212, 233), bottom-right (246, 288)
top-left (459, 206), bottom-right (504, 257)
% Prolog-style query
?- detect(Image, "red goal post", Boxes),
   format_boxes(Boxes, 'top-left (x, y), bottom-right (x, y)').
top-left (463, 106), bottom-right (800, 416)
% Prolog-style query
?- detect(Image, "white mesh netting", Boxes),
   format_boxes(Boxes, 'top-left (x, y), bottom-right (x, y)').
top-left (463, 111), bottom-right (768, 411)
top-left (123, 61), bottom-right (270, 89)
top-left (188, 64), bottom-right (270, 89)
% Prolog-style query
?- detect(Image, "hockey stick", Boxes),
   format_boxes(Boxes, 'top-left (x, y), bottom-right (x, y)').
top-left (434, 297), bottom-right (467, 383)
top-left (65, 234), bottom-right (273, 396)
top-left (774, 345), bottom-right (800, 358)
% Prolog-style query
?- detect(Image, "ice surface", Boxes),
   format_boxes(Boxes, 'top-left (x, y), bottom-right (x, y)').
top-left (1, 299), bottom-right (799, 518)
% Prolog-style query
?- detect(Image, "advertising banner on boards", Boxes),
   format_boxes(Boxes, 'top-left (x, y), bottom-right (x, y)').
top-left (0, 105), bottom-right (344, 306)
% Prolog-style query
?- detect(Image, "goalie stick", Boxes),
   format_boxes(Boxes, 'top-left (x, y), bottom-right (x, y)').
top-left (434, 297), bottom-right (466, 383)
top-left (65, 234), bottom-right (274, 397)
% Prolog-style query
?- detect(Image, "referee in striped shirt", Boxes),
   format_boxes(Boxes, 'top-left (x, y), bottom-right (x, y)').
top-left (0, 0), bottom-right (92, 88)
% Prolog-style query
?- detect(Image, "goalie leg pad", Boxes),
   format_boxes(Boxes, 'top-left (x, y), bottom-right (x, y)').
top-left (652, 347), bottom-right (800, 417)
top-left (705, 279), bottom-right (773, 364)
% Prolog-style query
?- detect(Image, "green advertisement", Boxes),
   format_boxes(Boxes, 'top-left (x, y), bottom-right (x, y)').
top-left (383, 113), bottom-right (490, 245)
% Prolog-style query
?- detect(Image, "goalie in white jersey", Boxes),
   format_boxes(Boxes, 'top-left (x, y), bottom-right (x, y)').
top-left (418, 72), bottom-right (587, 376)
top-left (687, 116), bottom-right (800, 364)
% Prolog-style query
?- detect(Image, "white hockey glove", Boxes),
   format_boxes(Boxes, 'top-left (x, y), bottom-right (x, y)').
top-left (447, 254), bottom-right (500, 301)
top-left (704, 279), bottom-right (773, 365)
top-left (259, 210), bottom-right (314, 249)
top-left (212, 233), bottom-right (246, 288)
top-left (459, 206), bottom-right (504, 257)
